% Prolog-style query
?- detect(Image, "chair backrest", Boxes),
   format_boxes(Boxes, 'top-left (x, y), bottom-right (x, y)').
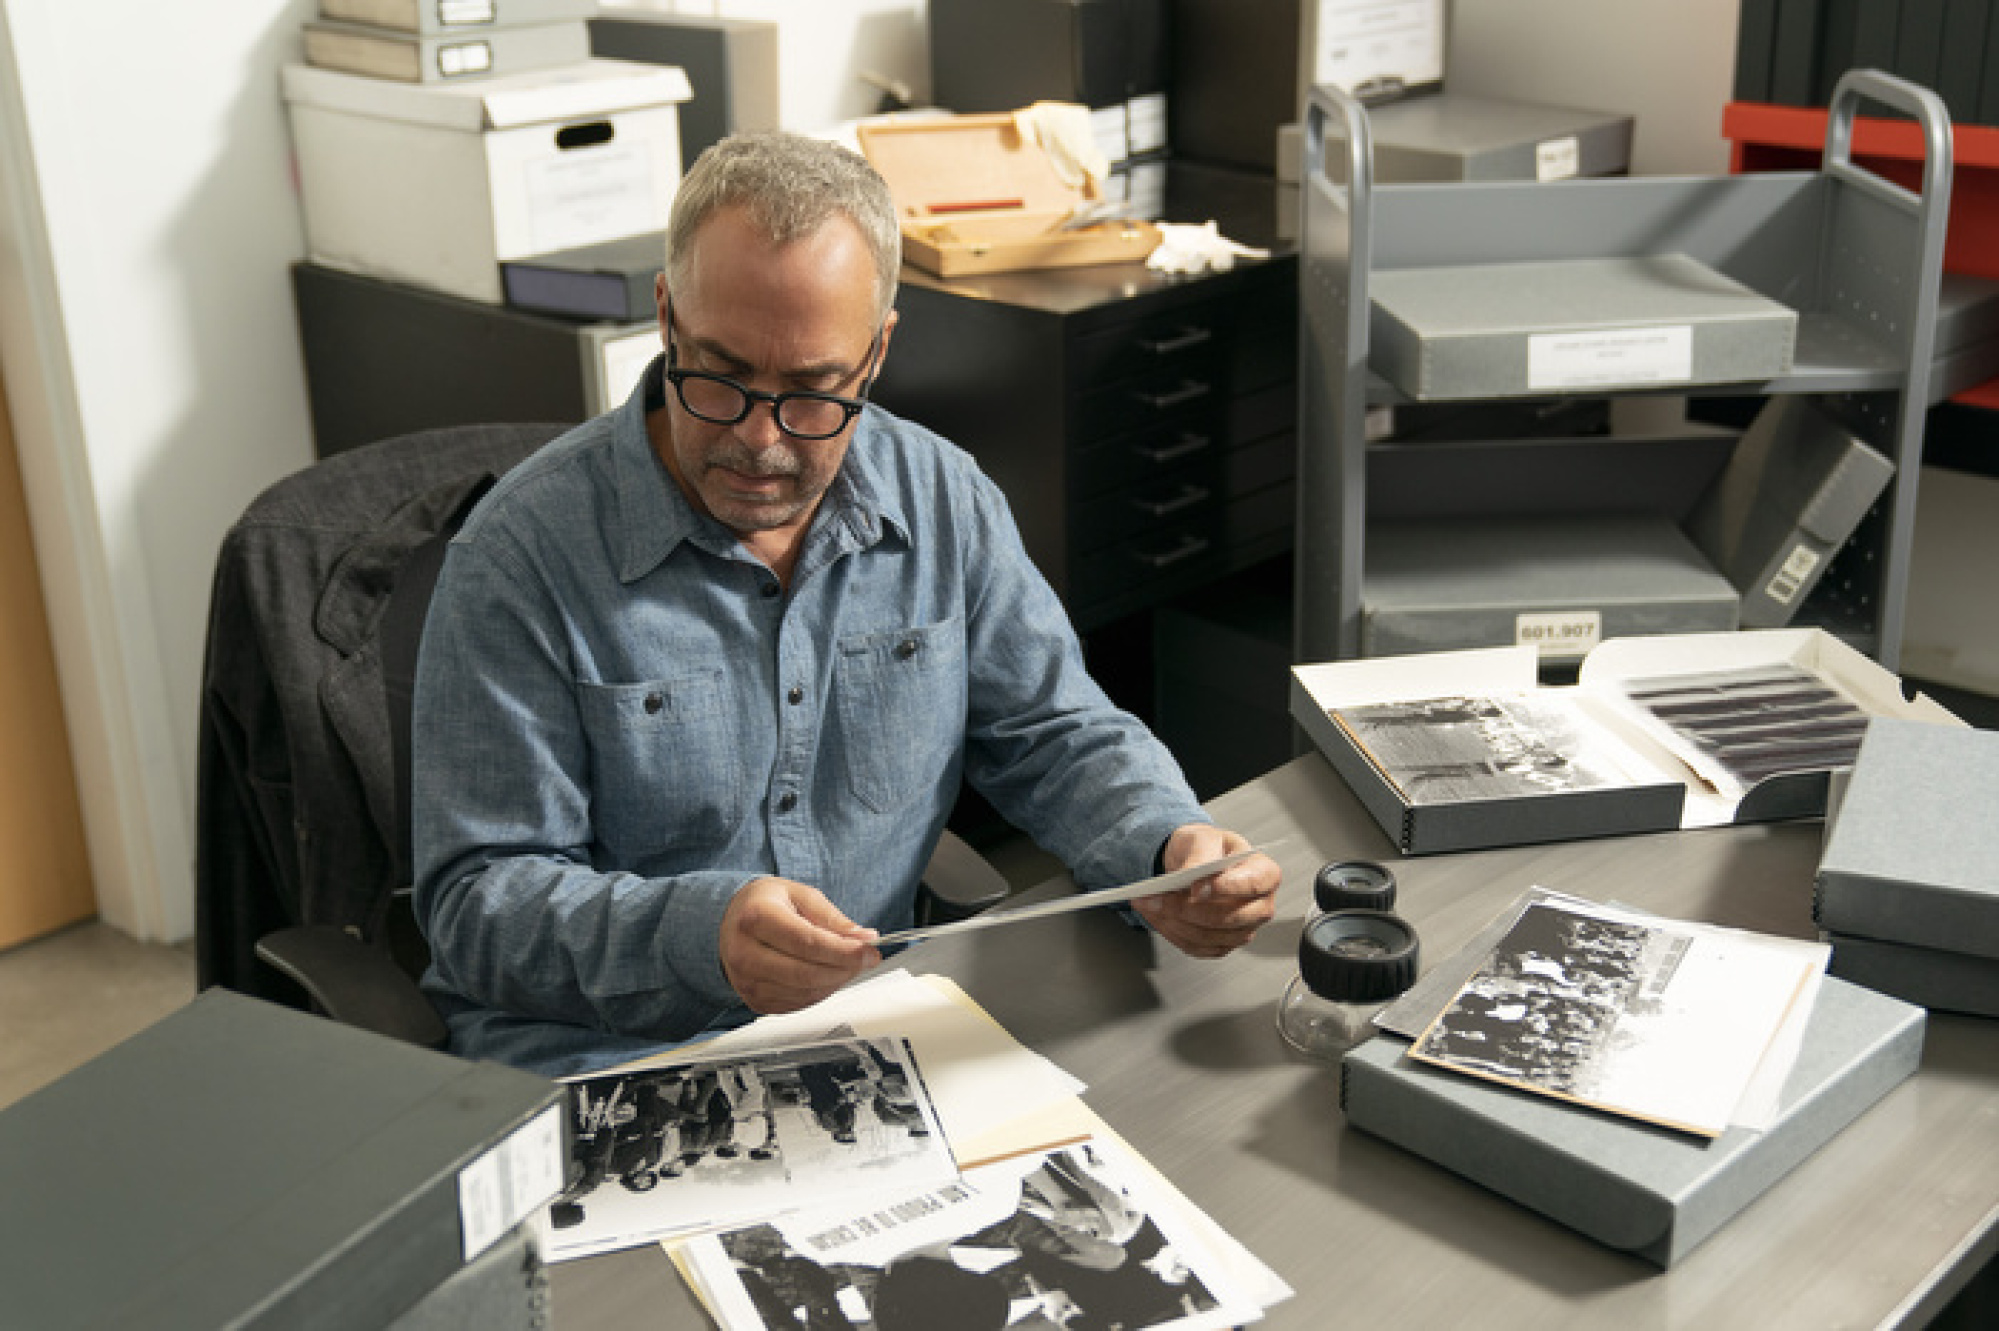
top-left (195, 422), bottom-right (569, 1008)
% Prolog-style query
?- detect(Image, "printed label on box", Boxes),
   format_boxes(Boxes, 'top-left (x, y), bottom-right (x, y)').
top-left (1766, 542), bottom-right (1821, 606)
top-left (440, 0), bottom-right (496, 24)
top-left (437, 41), bottom-right (492, 78)
top-left (458, 1103), bottom-right (566, 1262)
top-left (1528, 325), bottom-right (1693, 390)
top-left (1536, 135), bottom-right (1581, 182)
top-left (1516, 609), bottom-right (1602, 658)
top-left (525, 146), bottom-right (657, 255)
top-left (1127, 92), bottom-right (1169, 156)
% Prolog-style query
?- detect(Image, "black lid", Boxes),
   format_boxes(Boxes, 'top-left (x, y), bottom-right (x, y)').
top-left (1298, 910), bottom-right (1420, 1003)
top-left (1312, 859), bottom-right (1396, 914)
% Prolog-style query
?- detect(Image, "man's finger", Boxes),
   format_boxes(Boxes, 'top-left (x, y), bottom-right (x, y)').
top-left (740, 887), bottom-right (878, 963)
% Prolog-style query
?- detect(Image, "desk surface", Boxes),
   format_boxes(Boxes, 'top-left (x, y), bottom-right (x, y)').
top-left (551, 754), bottom-right (1999, 1329)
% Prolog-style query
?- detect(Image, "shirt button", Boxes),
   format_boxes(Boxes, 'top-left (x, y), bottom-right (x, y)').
top-left (894, 638), bottom-right (918, 660)
top-left (776, 791), bottom-right (798, 813)
top-left (787, 685), bottom-right (805, 705)
top-left (643, 693), bottom-right (664, 715)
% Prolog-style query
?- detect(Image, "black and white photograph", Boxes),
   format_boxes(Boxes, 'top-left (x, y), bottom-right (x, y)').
top-left (1332, 692), bottom-right (1654, 805)
top-left (1409, 899), bottom-right (1821, 1136)
top-left (681, 1138), bottom-right (1265, 1331)
top-left (547, 1036), bottom-right (957, 1262)
top-left (1613, 663), bottom-right (1871, 795)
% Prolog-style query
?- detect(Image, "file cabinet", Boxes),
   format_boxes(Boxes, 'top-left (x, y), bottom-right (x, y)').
top-left (873, 238), bottom-right (1297, 632)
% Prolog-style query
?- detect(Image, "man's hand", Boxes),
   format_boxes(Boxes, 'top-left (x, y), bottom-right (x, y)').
top-left (720, 877), bottom-right (881, 1014)
top-left (1131, 824), bottom-right (1281, 959)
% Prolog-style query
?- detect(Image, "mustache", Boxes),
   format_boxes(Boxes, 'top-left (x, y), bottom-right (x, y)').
top-left (706, 442), bottom-right (802, 478)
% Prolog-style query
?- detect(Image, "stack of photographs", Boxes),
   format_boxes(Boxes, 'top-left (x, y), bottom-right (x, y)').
top-left (1613, 663), bottom-right (1871, 797)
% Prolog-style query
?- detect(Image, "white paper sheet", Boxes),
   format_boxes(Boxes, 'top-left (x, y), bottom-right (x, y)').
top-left (876, 844), bottom-right (1280, 947)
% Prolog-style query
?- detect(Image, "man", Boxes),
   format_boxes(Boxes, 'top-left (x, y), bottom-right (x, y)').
top-left (411, 131), bottom-right (1280, 1075)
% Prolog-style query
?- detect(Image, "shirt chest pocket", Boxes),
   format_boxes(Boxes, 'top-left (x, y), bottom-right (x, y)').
top-left (576, 671), bottom-right (747, 861)
top-left (834, 618), bottom-right (968, 814)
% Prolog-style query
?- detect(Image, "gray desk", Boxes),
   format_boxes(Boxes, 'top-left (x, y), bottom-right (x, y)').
top-left (551, 754), bottom-right (1999, 1328)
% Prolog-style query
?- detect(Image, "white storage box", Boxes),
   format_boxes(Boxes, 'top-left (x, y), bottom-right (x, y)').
top-left (283, 59), bottom-right (693, 304)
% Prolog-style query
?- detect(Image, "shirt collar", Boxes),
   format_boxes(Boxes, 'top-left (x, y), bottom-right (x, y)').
top-left (609, 355), bottom-right (910, 583)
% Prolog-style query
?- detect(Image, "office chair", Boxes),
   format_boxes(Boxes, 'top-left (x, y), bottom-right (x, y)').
top-left (195, 422), bottom-right (1009, 1049)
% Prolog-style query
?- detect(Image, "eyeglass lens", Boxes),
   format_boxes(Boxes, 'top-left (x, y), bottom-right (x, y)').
top-left (676, 374), bottom-right (853, 439)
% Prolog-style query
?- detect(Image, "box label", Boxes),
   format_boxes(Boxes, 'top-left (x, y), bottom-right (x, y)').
top-left (439, 0), bottom-right (496, 25)
top-left (1127, 93), bottom-right (1169, 157)
top-left (1766, 542), bottom-right (1821, 606)
top-left (1516, 609), bottom-right (1601, 658)
top-left (525, 145), bottom-right (658, 254)
top-left (437, 40), bottom-right (492, 78)
top-left (457, 1103), bottom-right (565, 1262)
top-left (1536, 135), bottom-right (1581, 181)
top-left (1528, 325), bottom-right (1693, 390)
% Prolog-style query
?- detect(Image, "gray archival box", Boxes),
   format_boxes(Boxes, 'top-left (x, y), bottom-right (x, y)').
top-left (1815, 717), bottom-right (1999, 961)
top-left (1365, 92), bottom-right (1634, 183)
top-left (1341, 976), bottom-right (1925, 1267)
top-left (1686, 396), bottom-right (1894, 628)
top-left (1360, 513), bottom-right (1741, 660)
top-left (1827, 931), bottom-right (1999, 1018)
top-left (0, 989), bottom-right (565, 1330)
top-left (1369, 253), bottom-right (1797, 400)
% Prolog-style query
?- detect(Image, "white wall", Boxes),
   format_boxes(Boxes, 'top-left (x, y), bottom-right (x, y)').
top-left (0, 0), bottom-right (318, 940)
top-left (1447, 0), bottom-right (1741, 177)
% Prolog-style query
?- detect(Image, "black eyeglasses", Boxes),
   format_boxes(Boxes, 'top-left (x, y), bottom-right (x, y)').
top-left (663, 302), bottom-right (883, 442)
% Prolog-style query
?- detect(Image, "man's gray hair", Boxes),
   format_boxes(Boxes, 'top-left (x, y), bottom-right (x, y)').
top-left (665, 131), bottom-right (902, 323)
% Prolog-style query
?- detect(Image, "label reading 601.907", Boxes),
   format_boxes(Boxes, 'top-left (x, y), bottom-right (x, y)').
top-left (1516, 610), bottom-right (1601, 658)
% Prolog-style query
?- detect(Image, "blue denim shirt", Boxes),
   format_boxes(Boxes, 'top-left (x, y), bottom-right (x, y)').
top-left (411, 359), bottom-right (1206, 1075)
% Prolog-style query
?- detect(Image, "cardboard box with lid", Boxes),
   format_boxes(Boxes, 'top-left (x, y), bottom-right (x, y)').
top-left (283, 58), bottom-right (692, 304)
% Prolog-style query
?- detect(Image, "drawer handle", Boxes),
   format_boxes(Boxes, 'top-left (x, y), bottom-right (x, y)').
top-left (1131, 484), bottom-right (1211, 518)
top-left (1136, 325), bottom-right (1213, 356)
top-left (1130, 534), bottom-right (1210, 569)
top-left (1132, 379), bottom-right (1212, 411)
top-left (1133, 432), bottom-right (1211, 464)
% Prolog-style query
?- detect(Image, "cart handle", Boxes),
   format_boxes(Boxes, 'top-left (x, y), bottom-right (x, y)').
top-left (1823, 68), bottom-right (1953, 221)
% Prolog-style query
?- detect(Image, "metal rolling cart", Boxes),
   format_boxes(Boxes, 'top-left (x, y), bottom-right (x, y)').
top-left (1293, 68), bottom-right (1955, 671)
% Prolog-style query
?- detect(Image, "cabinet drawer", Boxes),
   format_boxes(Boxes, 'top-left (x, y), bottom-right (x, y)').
top-left (1074, 415), bottom-right (1225, 496)
top-left (1074, 469), bottom-right (1226, 553)
top-left (1075, 378), bottom-right (1295, 499)
top-left (1069, 478), bottom-right (1296, 612)
top-left (1074, 359), bottom-right (1226, 444)
top-left (1073, 429), bottom-right (1296, 554)
top-left (1071, 296), bottom-right (1233, 390)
